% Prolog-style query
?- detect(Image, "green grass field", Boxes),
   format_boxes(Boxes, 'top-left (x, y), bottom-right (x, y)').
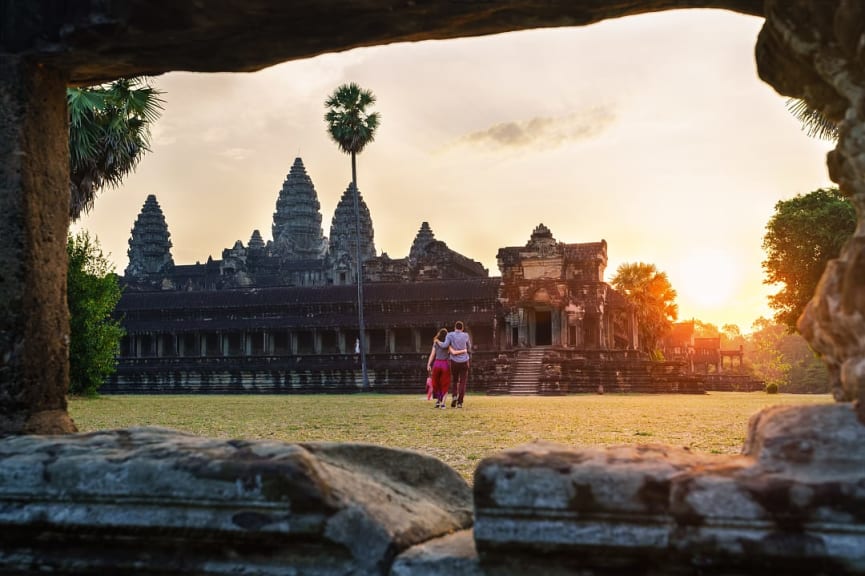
top-left (69, 392), bottom-right (832, 482)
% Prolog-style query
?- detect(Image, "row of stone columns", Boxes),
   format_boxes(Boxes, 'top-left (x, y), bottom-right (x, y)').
top-left (123, 327), bottom-right (433, 358)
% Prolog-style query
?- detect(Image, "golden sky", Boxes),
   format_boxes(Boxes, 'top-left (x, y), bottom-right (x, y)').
top-left (74, 9), bottom-right (835, 333)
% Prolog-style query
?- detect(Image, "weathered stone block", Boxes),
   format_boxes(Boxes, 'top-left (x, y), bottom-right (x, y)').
top-left (0, 427), bottom-right (472, 575)
top-left (474, 403), bottom-right (865, 574)
top-left (391, 529), bottom-right (483, 576)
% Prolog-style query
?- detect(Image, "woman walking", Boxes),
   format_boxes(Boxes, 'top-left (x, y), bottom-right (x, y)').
top-left (427, 328), bottom-right (451, 409)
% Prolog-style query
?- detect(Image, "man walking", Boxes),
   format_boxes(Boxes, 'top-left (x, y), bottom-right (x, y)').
top-left (438, 321), bottom-right (471, 408)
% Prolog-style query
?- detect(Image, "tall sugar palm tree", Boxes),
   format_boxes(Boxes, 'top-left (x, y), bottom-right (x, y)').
top-left (68, 77), bottom-right (164, 220)
top-left (325, 83), bottom-right (381, 390)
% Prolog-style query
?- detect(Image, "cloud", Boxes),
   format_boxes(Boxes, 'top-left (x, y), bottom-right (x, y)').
top-left (454, 106), bottom-right (617, 150)
top-left (218, 147), bottom-right (255, 161)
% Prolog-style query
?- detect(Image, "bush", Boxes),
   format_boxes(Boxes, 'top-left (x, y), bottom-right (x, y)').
top-left (67, 231), bottom-right (124, 396)
top-left (765, 382), bottom-right (779, 394)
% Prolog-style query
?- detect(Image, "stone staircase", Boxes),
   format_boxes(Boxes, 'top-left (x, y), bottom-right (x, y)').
top-left (506, 348), bottom-right (547, 395)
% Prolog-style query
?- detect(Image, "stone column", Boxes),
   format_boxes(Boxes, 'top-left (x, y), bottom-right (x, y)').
top-left (551, 309), bottom-right (562, 346)
top-left (412, 328), bottom-right (421, 353)
top-left (0, 57), bottom-right (75, 435)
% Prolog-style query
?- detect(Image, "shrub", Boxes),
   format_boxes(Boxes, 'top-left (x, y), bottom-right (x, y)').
top-left (765, 382), bottom-right (779, 394)
top-left (67, 231), bottom-right (124, 396)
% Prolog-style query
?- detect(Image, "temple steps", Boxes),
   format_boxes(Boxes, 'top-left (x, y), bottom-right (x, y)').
top-left (505, 348), bottom-right (548, 395)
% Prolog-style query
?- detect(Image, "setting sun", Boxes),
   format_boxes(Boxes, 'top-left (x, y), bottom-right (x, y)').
top-left (675, 249), bottom-right (739, 309)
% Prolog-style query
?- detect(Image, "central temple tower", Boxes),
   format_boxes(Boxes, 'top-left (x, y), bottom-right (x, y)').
top-left (271, 157), bottom-right (328, 260)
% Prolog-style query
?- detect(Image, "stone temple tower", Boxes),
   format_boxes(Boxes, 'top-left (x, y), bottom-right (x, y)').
top-left (125, 194), bottom-right (175, 277)
top-left (328, 183), bottom-right (376, 283)
top-left (272, 157), bottom-right (328, 260)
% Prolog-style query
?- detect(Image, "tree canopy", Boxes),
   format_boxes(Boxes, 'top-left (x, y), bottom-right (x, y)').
top-left (762, 187), bottom-right (855, 332)
top-left (324, 83), bottom-right (381, 157)
top-left (67, 232), bottom-right (124, 396)
top-left (68, 77), bottom-right (163, 220)
top-left (610, 262), bottom-right (678, 356)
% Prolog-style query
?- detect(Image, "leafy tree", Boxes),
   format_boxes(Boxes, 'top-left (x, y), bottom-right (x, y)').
top-left (610, 262), bottom-right (678, 356)
top-left (693, 320), bottom-right (719, 338)
top-left (743, 317), bottom-right (829, 393)
top-left (776, 328), bottom-right (830, 394)
top-left (762, 188), bottom-right (855, 332)
top-left (746, 317), bottom-right (790, 391)
top-left (67, 232), bottom-right (124, 396)
top-left (720, 323), bottom-right (746, 350)
top-left (324, 82), bottom-right (381, 389)
top-left (68, 77), bottom-right (163, 220)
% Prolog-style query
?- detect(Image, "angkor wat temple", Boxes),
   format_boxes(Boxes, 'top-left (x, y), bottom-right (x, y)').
top-left (108, 157), bottom-right (704, 394)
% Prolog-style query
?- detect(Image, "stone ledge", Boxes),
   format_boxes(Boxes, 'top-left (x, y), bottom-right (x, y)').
top-left (0, 427), bottom-right (473, 575)
top-left (473, 403), bottom-right (865, 574)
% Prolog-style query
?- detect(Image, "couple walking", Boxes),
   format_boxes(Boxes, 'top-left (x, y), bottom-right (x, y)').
top-left (426, 321), bottom-right (471, 409)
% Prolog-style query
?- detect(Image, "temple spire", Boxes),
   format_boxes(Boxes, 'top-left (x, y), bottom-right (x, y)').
top-left (272, 157), bottom-right (327, 260)
top-left (409, 221), bottom-right (436, 264)
top-left (328, 182), bottom-right (376, 267)
top-left (125, 194), bottom-right (174, 277)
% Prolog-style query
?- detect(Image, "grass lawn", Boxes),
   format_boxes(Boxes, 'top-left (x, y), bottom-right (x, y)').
top-left (69, 392), bottom-right (832, 482)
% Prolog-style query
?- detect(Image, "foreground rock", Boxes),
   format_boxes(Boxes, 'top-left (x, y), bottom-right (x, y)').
top-left (473, 403), bottom-right (865, 575)
top-left (0, 427), bottom-right (472, 575)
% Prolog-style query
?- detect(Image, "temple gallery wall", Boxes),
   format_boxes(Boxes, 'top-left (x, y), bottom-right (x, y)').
top-left (113, 157), bottom-right (679, 395)
top-left (2, 1), bottom-right (865, 574)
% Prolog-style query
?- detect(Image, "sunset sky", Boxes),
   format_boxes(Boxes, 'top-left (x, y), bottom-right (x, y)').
top-left (73, 8), bottom-right (835, 333)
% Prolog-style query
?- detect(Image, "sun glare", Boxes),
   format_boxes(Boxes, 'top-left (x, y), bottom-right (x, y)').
top-left (676, 250), bottom-right (738, 309)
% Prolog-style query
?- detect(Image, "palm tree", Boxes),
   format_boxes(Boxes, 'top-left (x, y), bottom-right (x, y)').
top-left (68, 77), bottom-right (164, 220)
top-left (610, 262), bottom-right (678, 357)
top-left (324, 83), bottom-right (381, 389)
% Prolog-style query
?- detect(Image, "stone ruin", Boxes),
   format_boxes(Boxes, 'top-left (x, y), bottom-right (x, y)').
top-left (2, 1), bottom-right (865, 573)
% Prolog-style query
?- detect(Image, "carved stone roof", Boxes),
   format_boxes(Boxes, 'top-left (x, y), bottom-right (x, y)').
top-left (119, 277), bottom-right (500, 309)
top-left (248, 229), bottom-right (265, 251)
top-left (117, 278), bottom-right (500, 331)
top-left (530, 223), bottom-right (554, 242)
top-left (406, 221), bottom-right (487, 280)
top-left (562, 241), bottom-right (607, 263)
top-left (271, 157), bottom-right (327, 260)
top-left (125, 194), bottom-right (174, 277)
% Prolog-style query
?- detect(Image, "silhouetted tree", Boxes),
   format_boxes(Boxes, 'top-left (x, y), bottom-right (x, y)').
top-left (324, 83), bottom-right (380, 389)
top-left (762, 187), bottom-right (855, 332)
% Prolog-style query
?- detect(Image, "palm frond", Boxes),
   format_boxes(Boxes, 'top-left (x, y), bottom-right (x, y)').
top-left (67, 77), bottom-right (164, 221)
top-left (324, 83), bottom-right (380, 155)
top-left (786, 98), bottom-right (839, 142)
